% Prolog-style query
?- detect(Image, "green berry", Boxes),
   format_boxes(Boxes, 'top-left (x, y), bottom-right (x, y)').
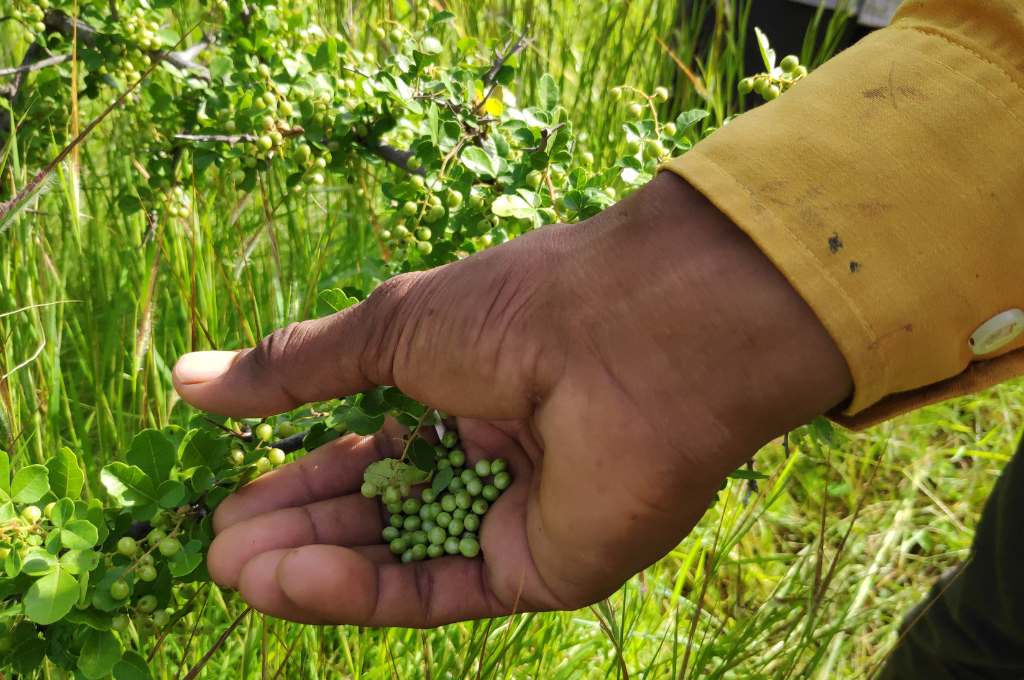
top-left (268, 448), bottom-right (286, 466)
top-left (493, 471), bottom-right (511, 490)
top-left (402, 515), bottom-right (421, 531)
top-left (427, 544), bottom-right (444, 558)
top-left (389, 514), bottom-right (405, 528)
top-left (627, 102), bottom-right (644, 119)
top-left (428, 527), bottom-right (446, 545)
top-left (663, 122), bottom-right (678, 137)
top-left (147, 529), bottom-right (167, 546)
top-left (448, 477), bottom-right (465, 493)
top-left (255, 457), bottom-right (271, 474)
top-left (422, 519), bottom-right (436, 532)
top-left (361, 482), bottom-right (379, 498)
top-left (471, 499), bottom-right (489, 515)
top-left (152, 609), bottom-right (171, 627)
top-left (383, 486), bottom-right (401, 505)
top-left (459, 537), bottom-right (480, 558)
top-left (440, 494), bottom-right (457, 512)
top-left (230, 449), bottom-right (246, 465)
top-left (490, 458), bottom-right (507, 474)
top-left (653, 86), bottom-right (670, 102)
top-left (482, 484), bottom-right (500, 501)
top-left (411, 530), bottom-right (429, 545)
top-left (460, 469), bottom-right (478, 485)
top-left (738, 77), bottom-right (755, 95)
top-left (626, 138), bottom-right (642, 155)
top-left (407, 156), bottom-right (422, 170)
top-left (415, 227), bottom-right (432, 241)
top-left (581, 151), bottom-right (595, 165)
top-left (421, 488), bottom-right (437, 504)
top-left (411, 544), bottom-right (428, 561)
top-left (444, 537), bottom-right (460, 555)
top-left (753, 76), bottom-right (770, 95)
top-left (525, 171), bottom-right (542, 189)
top-left (257, 135), bottom-right (274, 152)
top-left (43, 502), bottom-right (56, 519)
top-left (645, 139), bottom-right (666, 159)
top-left (401, 201), bottom-right (418, 216)
top-left (441, 430), bottom-right (458, 448)
top-left (110, 580), bottom-right (130, 600)
top-left (158, 537), bottom-right (181, 557)
top-left (401, 548), bottom-right (414, 563)
top-left (452, 508), bottom-right (467, 521)
top-left (448, 449), bottom-right (466, 467)
top-left (794, 65), bottom-right (809, 78)
top-left (780, 54), bottom-right (800, 73)
top-left (447, 517), bottom-right (464, 536)
top-left (139, 565), bottom-right (158, 582)
top-left (466, 479), bottom-right (483, 496)
top-left (435, 511), bottom-right (452, 528)
top-left (424, 205), bottom-right (445, 224)
top-left (111, 614), bottom-right (130, 632)
top-left (389, 537), bottom-right (408, 555)
top-left (464, 514), bottom-right (480, 532)
top-left (445, 190), bottom-right (463, 208)
top-left (764, 84), bottom-right (781, 101)
top-left (20, 505), bottom-right (41, 523)
top-left (139, 553), bottom-right (155, 567)
top-left (474, 459), bottom-right (491, 477)
top-left (137, 595), bottom-right (158, 614)
top-left (417, 241), bottom-right (433, 255)
top-left (402, 498), bottom-right (421, 515)
top-left (117, 537), bottom-right (139, 557)
top-left (382, 526), bottom-right (400, 542)
top-left (254, 423), bottom-right (274, 442)
top-left (610, 86), bottom-right (623, 100)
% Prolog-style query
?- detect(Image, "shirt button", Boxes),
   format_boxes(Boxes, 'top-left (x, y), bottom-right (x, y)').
top-left (970, 309), bottom-right (1024, 356)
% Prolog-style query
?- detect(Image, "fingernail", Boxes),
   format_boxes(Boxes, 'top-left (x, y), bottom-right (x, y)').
top-left (173, 351), bottom-right (238, 385)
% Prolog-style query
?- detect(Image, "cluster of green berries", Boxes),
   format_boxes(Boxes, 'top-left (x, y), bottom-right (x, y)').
top-left (359, 430), bottom-right (512, 562)
top-left (8, 0), bottom-right (48, 34)
top-left (243, 421), bottom-right (293, 473)
top-left (161, 185), bottom-right (191, 220)
top-left (607, 85), bottom-right (679, 161)
top-left (738, 54), bottom-right (809, 102)
top-left (381, 174), bottom-right (486, 255)
top-left (107, 514), bottom-right (182, 632)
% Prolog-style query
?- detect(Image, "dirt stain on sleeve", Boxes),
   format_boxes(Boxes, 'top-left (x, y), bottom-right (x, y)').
top-left (828, 233), bottom-right (844, 254)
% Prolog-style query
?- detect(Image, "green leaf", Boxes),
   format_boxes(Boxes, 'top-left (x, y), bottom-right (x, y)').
top-left (78, 629), bottom-right (122, 680)
top-left (461, 146), bottom-right (499, 178)
top-left (754, 26), bottom-right (776, 71)
top-left (47, 447), bottom-right (85, 499)
top-left (128, 430), bottom-right (176, 484)
top-left (60, 549), bottom-right (100, 575)
top-left (50, 497), bottom-right (75, 527)
top-left (24, 567), bottom-right (78, 624)
top-left (342, 405), bottom-right (386, 436)
top-left (21, 548), bottom-right (57, 576)
top-left (407, 437), bottom-right (437, 473)
top-left (0, 449), bottom-right (10, 496)
top-left (303, 423), bottom-right (341, 451)
top-left (538, 73), bottom-right (559, 112)
top-left (114, 650), bottom-right (153, 680)
top-left (362, 459), bottom-right (429, 490)
top-left (168, 548), bottom-right (203, 577)
top-left (179, 428), bottom-right (230, 471)
top-left (674, 109), bottom-right (710, 134)
top-left (11, 465), bottom-right (49, 503)
top-left (61, 519), bottom-right (99, 550)
top-left (319, 288), bottom-right (359, 313)
top-left (189, 466), bottom-right (215, 493)
top-left (209, 54), bottom-right (233, 80)
top-left (100, 463), bottom-right (157, 507)
top-left (157, 480), bottom-right (188, 509)
top-left (431, 465), bottom-right (454, 495)
top-left (727, 468), bottom-right (769, 481)
top-left (491, 194), bottom-right (536, 220)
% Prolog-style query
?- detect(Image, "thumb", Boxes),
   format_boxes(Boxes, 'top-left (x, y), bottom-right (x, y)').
top-left (172, 237), bottom-right (563, 419)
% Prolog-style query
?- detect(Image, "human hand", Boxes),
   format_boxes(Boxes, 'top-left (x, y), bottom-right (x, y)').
top-left (172, 173), bottom-right (852, 626)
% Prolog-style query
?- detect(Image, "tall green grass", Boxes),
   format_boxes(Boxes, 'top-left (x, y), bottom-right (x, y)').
top-left (2, 1), bottom-right (1018, 677)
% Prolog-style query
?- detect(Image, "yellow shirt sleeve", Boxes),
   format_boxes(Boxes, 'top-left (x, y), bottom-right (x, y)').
top-left (661, 0), bottom-right (1024, 429)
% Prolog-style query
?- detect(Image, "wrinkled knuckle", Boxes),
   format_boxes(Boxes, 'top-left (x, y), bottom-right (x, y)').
top-left (410, 561), bottom-right (436, 627)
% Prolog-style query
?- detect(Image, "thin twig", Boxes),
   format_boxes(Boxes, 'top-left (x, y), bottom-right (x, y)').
top-left (0, 53), bottom-right (71, 78)
top-left (474, 30), bottom-right (529, 114)
top-left (182, 607), bottom-right (253, 680)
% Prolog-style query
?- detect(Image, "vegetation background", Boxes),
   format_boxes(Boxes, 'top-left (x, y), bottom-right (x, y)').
top-left (2, 0), bottom-right (1020, 677)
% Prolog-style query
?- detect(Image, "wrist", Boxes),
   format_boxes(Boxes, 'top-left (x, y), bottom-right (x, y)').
top-left (567, 173), bottom-right (853, 473)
